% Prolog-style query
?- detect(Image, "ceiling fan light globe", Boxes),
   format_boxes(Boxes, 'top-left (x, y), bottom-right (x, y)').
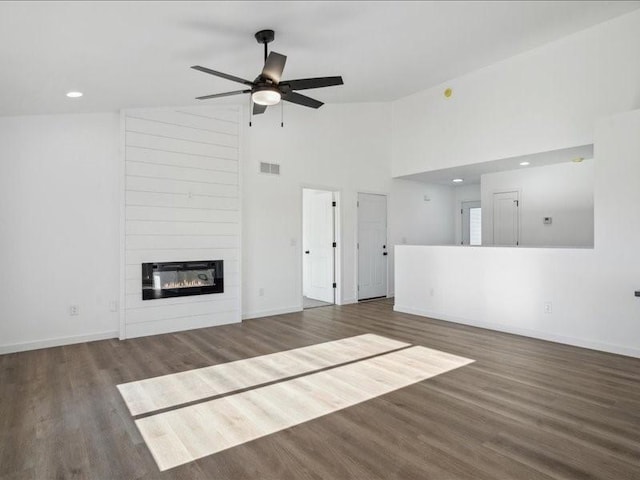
top-left (252, 88), bottom-right (281, 106)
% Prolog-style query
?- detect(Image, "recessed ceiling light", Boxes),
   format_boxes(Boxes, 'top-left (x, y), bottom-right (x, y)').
top-left (66, 91), bottom-right (83, 98)
top-left (520, 161), bottom-right (530, 166)
top-left (572, 157), bottom-right (584, 163)
top-left (452, 178), bottom-right (464, 183)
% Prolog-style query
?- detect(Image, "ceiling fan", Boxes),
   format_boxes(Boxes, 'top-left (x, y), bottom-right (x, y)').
top-left (191, 29), bottom-right (344, 116)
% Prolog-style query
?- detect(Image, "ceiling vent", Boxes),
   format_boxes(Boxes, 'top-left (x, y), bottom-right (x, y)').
top-left (260, 162), bottom-right (280, 175)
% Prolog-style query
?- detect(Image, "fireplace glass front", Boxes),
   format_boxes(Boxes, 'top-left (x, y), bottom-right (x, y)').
top-left (142, 260), bottom-right (223, 300)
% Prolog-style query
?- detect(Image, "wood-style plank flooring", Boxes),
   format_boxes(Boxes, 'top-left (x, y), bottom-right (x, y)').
top-left (1, 299), bottom-right (640, 479)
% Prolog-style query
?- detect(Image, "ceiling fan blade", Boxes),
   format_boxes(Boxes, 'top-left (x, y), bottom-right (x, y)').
top-left (191, 65), bottom-right (254, 87)
top-left (281, 76), bottom-right (343, 91)
top-left (253, 103), bottom-right (268, 115)
top-left (196, 89), bottom-right (251, 100)
top-left (282, 91), bottom-right (324, 109)
top-left (261, 52), bottom-right (287, 84)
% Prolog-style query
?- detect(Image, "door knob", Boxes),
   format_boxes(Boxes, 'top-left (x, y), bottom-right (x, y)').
top-left (383, 252), bottom-right (388, 256)
top-left (305, 250), bottom-right (310, 254)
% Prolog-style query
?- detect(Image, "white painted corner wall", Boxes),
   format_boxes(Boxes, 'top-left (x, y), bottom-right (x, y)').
top-left (241, 103), bottom-right (456, 313)
top-left (241, 103), bottom-right (394, 317)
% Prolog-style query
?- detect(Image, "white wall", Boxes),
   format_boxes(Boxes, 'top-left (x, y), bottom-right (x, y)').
top-left (0, 102), bottom-right (435, 350)
top-left (394, 109), bottom-right (640, 358)
top-left (387, 179), bottom-right (457, 295)
top-left (242, 103), bottom-right (393, 317)
top-left (388, 180), bottom-right (456, 246)
top-left (121, 107), bottom-right (242, 338)
top-left (481, 160), bottom-right (594, 247)
top-left (0, 113), bottom-right (120, 353)
top-left (392, 8), bottom-right (640, 177)
top-left (453, 183), bottom-right (481, 245)
top-left (592, 110), bottom-right (640, 329)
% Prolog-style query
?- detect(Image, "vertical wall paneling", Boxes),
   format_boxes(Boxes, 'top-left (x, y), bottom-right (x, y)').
top-left (121, 107), bottom-right (241, 338)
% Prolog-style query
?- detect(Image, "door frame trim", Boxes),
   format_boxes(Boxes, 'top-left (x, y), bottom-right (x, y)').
top-left (300, 185), bottom-right (342, 307)
top-left (461, 200), bottom-right (481, 245)
top-left (356, 191), bottom-right (390, 301)
top-left (491, 188), bottom-right (521, 246)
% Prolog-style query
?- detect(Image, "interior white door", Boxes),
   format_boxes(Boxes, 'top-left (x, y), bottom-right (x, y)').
top-left (303, 189), bottom-right (335, 303)
top-left (461, 201), bottom-right (481, 245)
top-left (493, 191), bottom-right (519, 246)
top-left (358, 193), bottom-right (387, 300)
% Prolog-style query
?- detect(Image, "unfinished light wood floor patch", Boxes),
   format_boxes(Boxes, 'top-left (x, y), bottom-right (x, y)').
top-left (118, 333), bottom-right (408, 416)
top-left (136, 345), bottom-right (474, 471)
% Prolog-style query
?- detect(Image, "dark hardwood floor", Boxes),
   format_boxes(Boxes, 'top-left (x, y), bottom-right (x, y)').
top-left (1, 299), bottom-right (640, 479)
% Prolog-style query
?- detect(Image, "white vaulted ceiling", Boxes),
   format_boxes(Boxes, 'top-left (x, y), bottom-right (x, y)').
top-left (1, 1), bottom-right (638, 116)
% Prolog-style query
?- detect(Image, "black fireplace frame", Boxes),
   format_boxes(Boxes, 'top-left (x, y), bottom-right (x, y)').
top-left (141, 260), bottom-right (224, 300)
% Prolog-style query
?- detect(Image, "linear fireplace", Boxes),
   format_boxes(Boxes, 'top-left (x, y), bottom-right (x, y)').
top-left (142, 260), bottom-right (223, 300)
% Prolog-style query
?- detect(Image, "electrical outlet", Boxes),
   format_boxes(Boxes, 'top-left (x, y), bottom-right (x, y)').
top-left (259, 288), bottom-right (264, 297)
top-left (544, 302), bottom-right (552, 314)
top-left (69, 305), bottom-right (79, 316)
top-left (429, 288), bottom-right (434, 297)
top-left (109, 300), bottom-right (118, 312)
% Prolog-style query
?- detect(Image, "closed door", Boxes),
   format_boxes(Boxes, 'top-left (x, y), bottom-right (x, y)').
top-left (461, 201), bottom-right (482, 245)
top-left (303, 189), bottom-right (335, 303)
top-left (493, 191), bottom-right (519, 246)
top-left (358, 193), bottom-right (387, 300)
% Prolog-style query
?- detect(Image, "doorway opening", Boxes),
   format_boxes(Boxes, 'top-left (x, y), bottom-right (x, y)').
top-left (461, 201), bottom-right (482, 245)
top-left (357, 192), bottom-right (388, 301)
top-left (493, 190), bottom-right (520, 246)
top-left (302, 188), bottom-right (337, 309)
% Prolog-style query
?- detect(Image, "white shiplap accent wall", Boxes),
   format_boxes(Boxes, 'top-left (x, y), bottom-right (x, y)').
top-left (121, 107), bottom-right (241, 338)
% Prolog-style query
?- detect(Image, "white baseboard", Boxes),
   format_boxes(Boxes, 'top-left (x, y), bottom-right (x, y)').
top-left (340, 298), bottom-right (357, 305)
top-left (242, 305), bottom-right (302, 320)
top-left (393, 305), bottom-right (640, 359)
top-left (0, 331), bottom-right (119, 355)
top-left (124, 312), bottom-right (240, 339)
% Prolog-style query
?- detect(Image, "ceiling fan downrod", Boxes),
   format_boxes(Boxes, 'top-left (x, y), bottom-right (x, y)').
top-left (255, 29), bottom-right (275, 63)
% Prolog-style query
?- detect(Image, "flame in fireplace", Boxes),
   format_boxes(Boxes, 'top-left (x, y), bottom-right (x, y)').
top-left (163, 280), bottom-right (207, 289)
